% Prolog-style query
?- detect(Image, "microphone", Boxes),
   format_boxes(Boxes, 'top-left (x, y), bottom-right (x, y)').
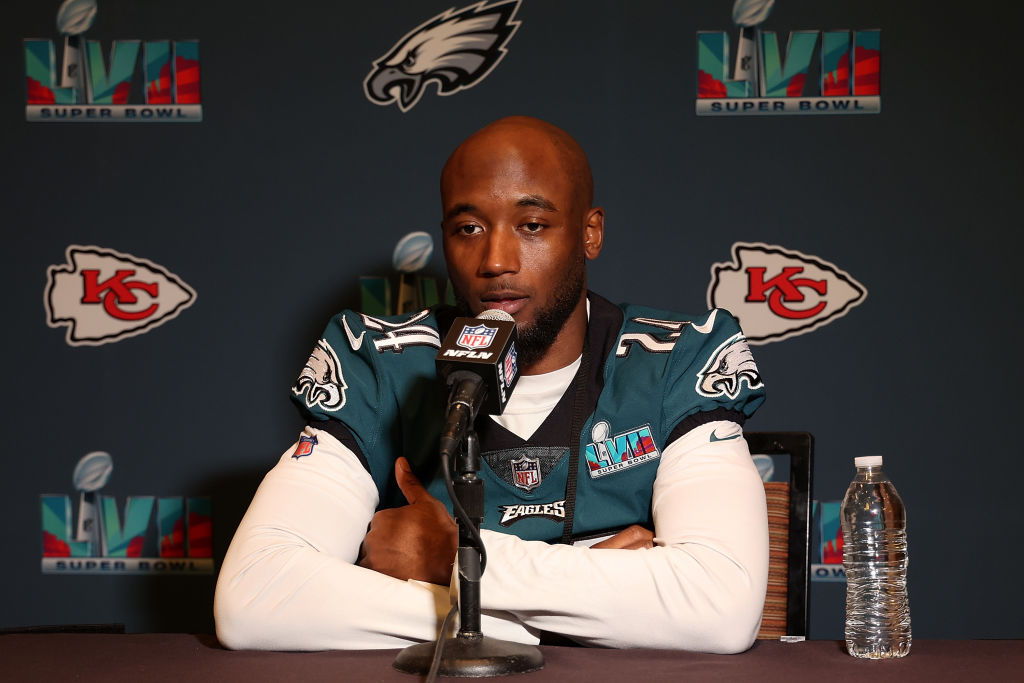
top-left (397, 309), bottom-right (543, 675)
top-left (435, 309), bottom-right (520, 458)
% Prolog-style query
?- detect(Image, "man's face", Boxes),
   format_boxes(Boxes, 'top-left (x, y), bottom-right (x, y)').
top-left (440, 133), bottom-right (597, 366)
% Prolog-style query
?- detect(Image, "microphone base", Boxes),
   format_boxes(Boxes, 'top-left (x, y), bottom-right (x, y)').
top-left (393, 633), bottom-right (544, 677)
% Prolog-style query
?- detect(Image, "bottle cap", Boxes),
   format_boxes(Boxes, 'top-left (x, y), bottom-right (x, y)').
top-left (855, 455), bottom-right (883, 468)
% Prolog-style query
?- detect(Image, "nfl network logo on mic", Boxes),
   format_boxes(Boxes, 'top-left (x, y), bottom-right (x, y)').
top-left (458, 324), bottom-right (497, 350)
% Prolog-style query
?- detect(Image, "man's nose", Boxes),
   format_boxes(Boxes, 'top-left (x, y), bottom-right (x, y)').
top-left (478, 227), bottom-right (520, 277)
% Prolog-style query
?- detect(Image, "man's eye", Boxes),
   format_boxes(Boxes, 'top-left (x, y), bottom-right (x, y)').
top-left (521, 223), bottom-right (544, 233)
top-left (458, 224), bottom-right (482, 235)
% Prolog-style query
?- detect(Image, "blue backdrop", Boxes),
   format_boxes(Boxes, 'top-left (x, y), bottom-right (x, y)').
top-left (4, 0), bottom-right (1021, 640)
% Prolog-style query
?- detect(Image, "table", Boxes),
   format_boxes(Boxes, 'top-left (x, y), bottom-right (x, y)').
top-left (1, 634), bottom-right (1020, 682)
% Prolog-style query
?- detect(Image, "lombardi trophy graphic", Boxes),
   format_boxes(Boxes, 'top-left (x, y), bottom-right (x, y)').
top-left (72, 451), bottom-right (113, 555)
top-left (591, 421), bottom-right (612, 467)
top-left (360, 231), bottom-right (443, 316)
top-left (56, 0), bottom-right (97, 104)
top-left (392, 231), bottom-right (435, 314)
top-left (732, 0), bottom-right (775, 97)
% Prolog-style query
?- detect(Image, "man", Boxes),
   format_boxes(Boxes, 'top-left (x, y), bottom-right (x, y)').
top-left (215, 117), bottom-right (768, 653)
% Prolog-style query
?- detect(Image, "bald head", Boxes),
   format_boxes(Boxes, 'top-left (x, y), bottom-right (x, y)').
top-left (441, 116), bottom-right (594, 214)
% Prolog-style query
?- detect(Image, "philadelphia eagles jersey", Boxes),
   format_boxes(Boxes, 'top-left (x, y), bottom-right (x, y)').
top-left (290, 292), bottom-right (765, 543)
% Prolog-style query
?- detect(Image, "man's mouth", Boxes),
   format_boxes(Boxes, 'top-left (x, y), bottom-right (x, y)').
top-left (480, 291), bottom-right (528, 316)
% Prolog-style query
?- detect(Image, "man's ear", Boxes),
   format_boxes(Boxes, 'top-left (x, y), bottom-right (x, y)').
top-left (583, 208), bottom-right (605, 260)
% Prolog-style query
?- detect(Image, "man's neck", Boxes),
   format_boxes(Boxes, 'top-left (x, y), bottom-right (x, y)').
top-left (521, 294), bottom-right (588, 375)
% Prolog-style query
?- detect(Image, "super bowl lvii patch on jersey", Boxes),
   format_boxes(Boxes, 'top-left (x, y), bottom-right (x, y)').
top-left (584, 421), bottom-right (661, 478)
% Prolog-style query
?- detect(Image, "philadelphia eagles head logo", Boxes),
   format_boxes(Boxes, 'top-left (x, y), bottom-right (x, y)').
top-left (363, 0), bottom-right (522, 112)
top-left (293, 339), bottom-right (348, 411)
top-left (696, 333), bottom-right (763, 400)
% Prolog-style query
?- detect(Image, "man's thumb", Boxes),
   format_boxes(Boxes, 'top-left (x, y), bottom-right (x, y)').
top-left (395, 457), bottom-right (429, 504)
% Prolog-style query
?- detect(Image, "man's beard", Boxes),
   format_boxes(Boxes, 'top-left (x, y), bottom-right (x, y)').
top-left (453, 256), bottom-right (585, 369)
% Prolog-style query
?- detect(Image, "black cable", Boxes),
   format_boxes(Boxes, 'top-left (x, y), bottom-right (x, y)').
top-left (440, 450), bottom-right (487, 572)
top-left (422, 449), bottom-right (488, 681)
top-left (424, 603), bottom-right (458, 683)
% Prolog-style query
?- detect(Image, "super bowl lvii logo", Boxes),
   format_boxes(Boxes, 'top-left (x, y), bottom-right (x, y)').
top-left (24, 0), bottom-right (201, 122)
top-left (696, 0), bottom-right (880, 116)
top-left (812, 501), bottom-right (846, 582)
top-left (41, 452), bottom-right (213, 574)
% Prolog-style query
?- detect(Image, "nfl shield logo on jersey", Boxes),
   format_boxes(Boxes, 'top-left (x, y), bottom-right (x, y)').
top-left (458, 324), bottom-right (498, 349)
top-left (292, 434), bottom-right (318, 460)
top-left (510, 454), bottom-right (541, 491)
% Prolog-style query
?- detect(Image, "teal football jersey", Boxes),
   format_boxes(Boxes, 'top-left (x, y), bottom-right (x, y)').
top-left (291, 293), bottom-right (765, 542)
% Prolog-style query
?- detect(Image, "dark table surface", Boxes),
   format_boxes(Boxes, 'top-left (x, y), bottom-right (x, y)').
top-left (1, 634), bottom-right (1021, 682)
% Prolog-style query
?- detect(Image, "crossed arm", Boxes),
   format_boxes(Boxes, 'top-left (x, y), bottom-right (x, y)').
top-left (357, 456), bottom-right (653, 585)
top-left (214, 420), bottom-right (768, 652)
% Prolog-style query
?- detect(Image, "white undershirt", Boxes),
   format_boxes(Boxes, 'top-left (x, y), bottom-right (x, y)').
top-left (491, 355), bottom-right (581, 439)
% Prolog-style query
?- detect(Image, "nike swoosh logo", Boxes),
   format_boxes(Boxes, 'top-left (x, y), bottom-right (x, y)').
top-left (709, 429), bottom-right (742, 443)
top-left (342, 315), bottom-right (364, 350)
top-left (691, 309), bottom-right (718, 334)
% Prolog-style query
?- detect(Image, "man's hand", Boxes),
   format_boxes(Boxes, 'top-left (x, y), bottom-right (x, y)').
top-left (591, 524), bottom-right (654, 550)
top-left (357, 457), bottom-right (458, 585)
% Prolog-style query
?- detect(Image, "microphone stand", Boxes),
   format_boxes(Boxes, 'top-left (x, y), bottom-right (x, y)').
top-left (393, 427), bottom-right (544, 677)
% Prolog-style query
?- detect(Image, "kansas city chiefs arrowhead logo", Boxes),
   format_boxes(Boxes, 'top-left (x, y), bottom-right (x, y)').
top-left (364, 0), bottom-right (521, 112)
top-left (707, 242), bottom-right (867, 344)
top-left (45, 245), bottom-right (197, 346)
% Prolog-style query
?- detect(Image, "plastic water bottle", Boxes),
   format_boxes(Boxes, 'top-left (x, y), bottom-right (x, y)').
top-left (840, 455), bottom-right (911, 658)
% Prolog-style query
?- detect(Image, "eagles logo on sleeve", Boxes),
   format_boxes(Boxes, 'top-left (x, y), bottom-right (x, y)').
top-left (293, 339), bottom-right (348, 411)
top-left (696, 333), bottom-right (763, 400)
top-left (363, 0), bottom-right (522, 112)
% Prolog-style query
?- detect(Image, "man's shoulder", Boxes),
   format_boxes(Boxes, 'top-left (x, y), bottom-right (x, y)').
top-left (327, 306), bottom-right (451, 335)
top-left (588, 292), bottom-right (742, 355)
top-left (320, 306), bottom-right (455, 358)
top-left (292, 306), bottom-right (451, 417)
top-left (591, 295), bottom-right (765, 431)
